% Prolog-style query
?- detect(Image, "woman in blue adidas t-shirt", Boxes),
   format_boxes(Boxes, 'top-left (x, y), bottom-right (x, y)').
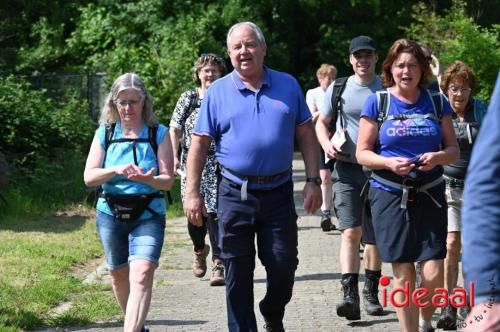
top-left (84, 73), bottom-right (175, 332)
top-left (356, 39), bottom-right (459, 332)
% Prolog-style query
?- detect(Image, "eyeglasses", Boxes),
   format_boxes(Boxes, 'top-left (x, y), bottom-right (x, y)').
top-left (115, 99), bottom-right (142, 108)
top-left (448, 85), bottom-right (472, 95)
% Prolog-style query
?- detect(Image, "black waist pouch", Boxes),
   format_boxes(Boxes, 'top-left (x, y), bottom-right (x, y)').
top-left (104, 192), bottom-right (163, 221)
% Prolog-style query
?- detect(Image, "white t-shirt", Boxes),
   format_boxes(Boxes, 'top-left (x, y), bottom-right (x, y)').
top-left (305, 86), bottom-right (326, 114)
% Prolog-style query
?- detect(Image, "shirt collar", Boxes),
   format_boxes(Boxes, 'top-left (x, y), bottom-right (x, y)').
top-left (230, 66), bottom-right (271, 91)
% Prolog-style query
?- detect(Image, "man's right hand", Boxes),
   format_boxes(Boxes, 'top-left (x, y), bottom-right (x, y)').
top-left (184, 194), bottom-right (207, 226)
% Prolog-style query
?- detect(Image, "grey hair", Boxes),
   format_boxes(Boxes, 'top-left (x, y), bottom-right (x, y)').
top-left (99, 73), bottom-right (158, 126)
top-left (226, 22), bottom-right (266, 49)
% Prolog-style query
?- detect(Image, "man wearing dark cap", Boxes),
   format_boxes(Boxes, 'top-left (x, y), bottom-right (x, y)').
top-left (316, 35), bottom-right (383, 320)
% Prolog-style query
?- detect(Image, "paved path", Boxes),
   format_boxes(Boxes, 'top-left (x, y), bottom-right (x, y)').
top-left (72, 154), bottom-right (448, 332)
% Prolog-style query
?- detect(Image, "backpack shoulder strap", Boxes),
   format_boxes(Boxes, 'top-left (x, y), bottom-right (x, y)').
top-left (104, 123), bottom-right (116, 152)
top-left (473, 99), bottom-right (487, 124)
top-left (330, 77), bottom-right (349, 129)
top-left (148, 125), bottom-right (159, 155)
top-left (376, 89), bottom-right (390, 129)
top-left (428, 90), bottom-right (443, 121)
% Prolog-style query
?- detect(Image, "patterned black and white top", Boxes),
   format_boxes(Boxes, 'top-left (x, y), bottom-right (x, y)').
top-left (169, 89), bottom-right (218, 213)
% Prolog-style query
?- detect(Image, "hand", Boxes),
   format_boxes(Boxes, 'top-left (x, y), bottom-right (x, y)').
top-left (184, 194), bottom-right (207, 226)
top-left (430, 54), bottom-right (441, 77)
top-left (386, 157), bottom-right (415, 176)
top-left (115, 163), bottom-right (156, 183)
top-left (415, 152), bottom-right (440, 171)
top-left (322, 142), bottom-right (341, 160)
top-left (173, 157), bottom-right (180, 176)
top-left (303, 182), bottom-right (322, 214)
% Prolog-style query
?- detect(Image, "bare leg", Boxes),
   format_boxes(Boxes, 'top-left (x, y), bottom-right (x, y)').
top-left (124, 260), bottom-right (157, 332)
top-left (444, 232), bottom-right (461, 292)
top-left (419, 259), bottom-right (444, 321)
top-left (109, 266), bottom-right (130, 313)
top-left (363, 244), bottom-right (382, 271)
top-left (320, 169), bottom-right (333, 212)
top-left (340, 226), bottom-right (362, 273)
top-left (392, 262), bottom-right (418, 332)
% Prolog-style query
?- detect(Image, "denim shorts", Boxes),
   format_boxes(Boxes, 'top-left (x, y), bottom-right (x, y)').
top-left (96, 210), bottom-right (166, 270)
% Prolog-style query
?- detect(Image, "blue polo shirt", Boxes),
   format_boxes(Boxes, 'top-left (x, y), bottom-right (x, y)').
top-left (194, 67), bottom-right (311, 189)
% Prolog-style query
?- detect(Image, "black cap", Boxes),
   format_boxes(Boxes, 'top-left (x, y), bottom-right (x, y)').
top-left (349, 36), bottom-right (376, 54)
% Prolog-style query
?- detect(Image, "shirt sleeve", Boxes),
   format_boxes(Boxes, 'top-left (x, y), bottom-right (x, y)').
top-left (360, 93), bottom-right (379, 121)
top-left (96, 124), bottom-right (106, 148)
top-left (156, 124), bottom-right (168, 144)
top-left (194, 87), bottom-right (217, 139)
top-left (295, 80), bottom-right (312, 125)
top-left (169, 90), bottom-right (193, 129)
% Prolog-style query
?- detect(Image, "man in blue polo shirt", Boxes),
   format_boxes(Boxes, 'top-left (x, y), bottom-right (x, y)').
top-left (184, 21), bottom-right (322, 332)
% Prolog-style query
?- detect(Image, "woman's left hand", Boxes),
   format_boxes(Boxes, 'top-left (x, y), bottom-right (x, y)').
top-left (416, 152), bottom-right (440, 171)
top-left (127, 166), bottom-right (155, 184)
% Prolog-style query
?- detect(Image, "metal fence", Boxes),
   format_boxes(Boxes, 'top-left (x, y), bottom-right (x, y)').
top-left (22, 72), bottom-right (108, 122)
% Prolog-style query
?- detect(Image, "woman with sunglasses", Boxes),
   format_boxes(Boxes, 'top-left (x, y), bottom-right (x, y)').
top-left (436, 61), bottom-right (488, 330)
top-left (169, 53), bottom-right (227, 286)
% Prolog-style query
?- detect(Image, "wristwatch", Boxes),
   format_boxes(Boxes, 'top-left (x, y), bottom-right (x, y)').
top-left (306, 177), bottom-right (322, 185)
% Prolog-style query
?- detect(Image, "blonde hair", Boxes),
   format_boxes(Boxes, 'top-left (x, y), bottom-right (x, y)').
top-left (316, 64), bottom-right (337, 80)
top-left (99, 73), bottom-right (157, 126)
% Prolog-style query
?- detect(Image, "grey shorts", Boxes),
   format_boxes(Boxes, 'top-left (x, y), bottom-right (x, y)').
top-left (332, 160), bottom-right (369, 231)
top-left (446, 184), bottom-right (462, 232)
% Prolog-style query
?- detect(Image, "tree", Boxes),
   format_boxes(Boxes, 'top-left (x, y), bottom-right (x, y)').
top-left (404, 0), bottom-right (500, 102)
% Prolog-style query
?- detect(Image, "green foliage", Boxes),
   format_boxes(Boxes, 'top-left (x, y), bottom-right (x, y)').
top-left (404, 0), bottom-right (500, 102)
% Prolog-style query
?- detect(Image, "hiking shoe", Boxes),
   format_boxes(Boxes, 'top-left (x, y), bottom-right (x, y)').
top-left (363, 274), bottom-right (383, 315)
top-left (263, 322), bottom-right (285, 332)
top-left (192, 244), bottom-right (210, 278)
top-left (436, 304), bottom-right (457, 330)
top-left (336, 275), bottom-right (361, 320)
top-left (209, 259), bottom-right (225, 286)
top-left (320, 210), bottom-right (334, 232)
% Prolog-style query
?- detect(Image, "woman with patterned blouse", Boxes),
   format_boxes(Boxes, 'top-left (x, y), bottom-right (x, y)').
top-left (169, 53), bottom-right (227, 286)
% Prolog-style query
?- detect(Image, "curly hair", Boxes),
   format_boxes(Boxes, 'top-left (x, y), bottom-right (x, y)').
top-left (440, 61), bottom-right (476, 97)
top-left (192, 53), bottom-right (227, 86)
top-left (381, 39), bottom-right (432, 88)
top-left (316, 64), bottom-right (337, 80)
top-left (99, 73), bottom-right (157, 126)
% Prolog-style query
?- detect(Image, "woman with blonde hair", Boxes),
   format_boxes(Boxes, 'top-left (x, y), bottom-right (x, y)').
top-left (84, 73), bottom-right (175, 332)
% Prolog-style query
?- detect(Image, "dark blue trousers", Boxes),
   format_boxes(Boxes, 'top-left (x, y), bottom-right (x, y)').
top-left (217, 179), bottom-right (299, 332)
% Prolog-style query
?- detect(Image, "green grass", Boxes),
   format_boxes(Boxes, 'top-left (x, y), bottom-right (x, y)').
top-left (0, 206), bottom-right (121, 331)
top-left (0, 152), bottom-right (184, 331)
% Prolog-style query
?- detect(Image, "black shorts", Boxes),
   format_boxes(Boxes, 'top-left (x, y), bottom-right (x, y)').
top-left (368, 182), bottom-right (447, 263)
top-left (320, 147), bottom-right (335, 171)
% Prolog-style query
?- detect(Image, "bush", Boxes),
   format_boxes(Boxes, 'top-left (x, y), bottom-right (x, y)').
top-left (0, 76), bottom-right (96, 216)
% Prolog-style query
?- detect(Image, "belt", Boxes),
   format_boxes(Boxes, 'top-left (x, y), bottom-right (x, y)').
top-left (219, 165), bottom-right (290, 201)
top-left (444, 175), bottom-right (465, 188)
top-left (371, 172), bottom-right (444, 209)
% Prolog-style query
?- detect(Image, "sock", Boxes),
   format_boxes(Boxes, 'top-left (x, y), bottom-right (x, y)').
top-left (320, 183), bottom-right (333, 211)
top-left (365, 269), bottom-right (382, 279)
top-left (418, 318), bottom-right (432, 332)
top-left (342, 273), bottom-right (359, 282)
